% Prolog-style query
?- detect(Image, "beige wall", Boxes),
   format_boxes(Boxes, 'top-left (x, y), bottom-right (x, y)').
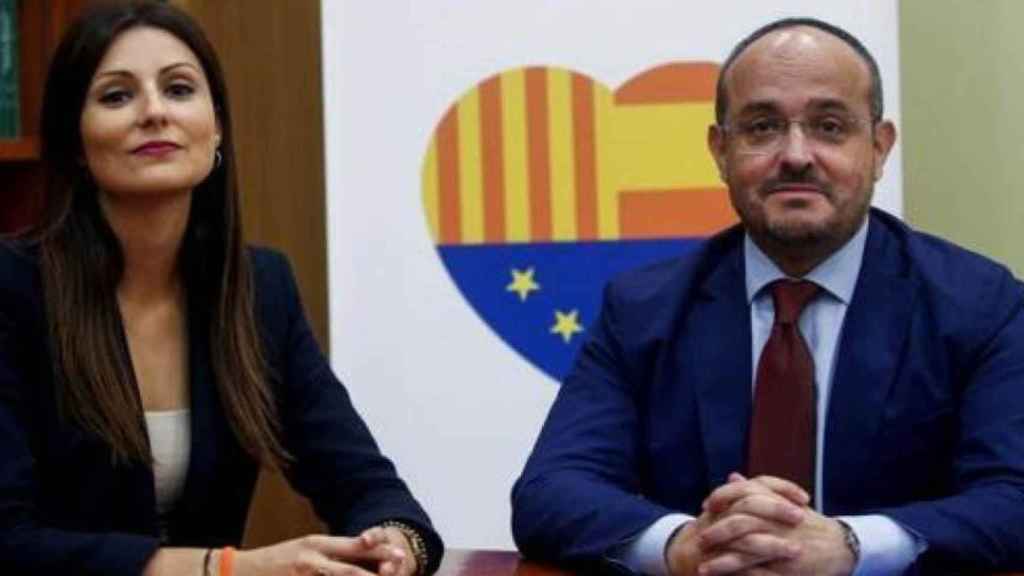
top-left (175, 0), bottom-right (329, 545)
top-left (176, 0), bottom-right (329, 348)
top-left (901, 0), bottom-right (1024, 275)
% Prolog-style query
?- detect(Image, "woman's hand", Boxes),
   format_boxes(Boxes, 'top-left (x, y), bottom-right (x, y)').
top-left (235, 533), bottom-right (408, 576)
top-left (360, 526), bottom-right (419, 576)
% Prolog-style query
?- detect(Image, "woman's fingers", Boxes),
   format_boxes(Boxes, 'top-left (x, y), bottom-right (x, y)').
top-left (303, 534), bottom-right (405, 564)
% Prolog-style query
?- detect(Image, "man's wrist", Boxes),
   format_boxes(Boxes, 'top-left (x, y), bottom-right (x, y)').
top-left (665, 520), bottom-right (701, 576)
top-left (836, 514), bottom-right (925, 575)
top-left (609, 513), bottom-right (692, 576)
top-left (663, 521), bottom-right (687, 571)
top-left (834, 518), bottom-right (861, 574)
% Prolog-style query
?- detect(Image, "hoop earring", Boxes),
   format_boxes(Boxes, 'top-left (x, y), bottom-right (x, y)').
top-left (214, 149), bottom-right (223, 168)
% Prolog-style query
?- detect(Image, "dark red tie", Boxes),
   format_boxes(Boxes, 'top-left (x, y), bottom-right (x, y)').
top-left (747, 280), bottom-right (819, 496)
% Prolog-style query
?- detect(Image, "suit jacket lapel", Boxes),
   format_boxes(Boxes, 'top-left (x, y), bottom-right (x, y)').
top-left (823, 216), bottom-right (916, 514)
top-left (690, 239), bottom-right (754, 488)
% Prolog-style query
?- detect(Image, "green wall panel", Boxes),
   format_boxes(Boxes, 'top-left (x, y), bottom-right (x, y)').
top-left (901, 0), bottom-right (1024, 276)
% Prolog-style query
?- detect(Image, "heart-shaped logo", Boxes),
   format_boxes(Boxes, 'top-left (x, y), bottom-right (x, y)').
top-left (422, 62), bottom-right (737, 382)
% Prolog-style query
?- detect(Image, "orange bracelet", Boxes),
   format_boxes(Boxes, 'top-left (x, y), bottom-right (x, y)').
top-left (218, 546), bottom-right (236, 576)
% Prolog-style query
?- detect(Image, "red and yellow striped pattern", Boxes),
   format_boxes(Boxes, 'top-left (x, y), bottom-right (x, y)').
top-left (423, 62), bottom-right (737, 245)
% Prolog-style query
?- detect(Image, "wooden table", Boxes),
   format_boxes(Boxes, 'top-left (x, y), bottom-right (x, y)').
top-left (436, 549), bottom-right (1024, 575)
top-left (437, 549), bottom-right (571, 576)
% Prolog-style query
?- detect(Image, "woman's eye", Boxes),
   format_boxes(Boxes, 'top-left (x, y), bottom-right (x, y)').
top-left (98, 90), bottom-right (131, 105)
top-left (166, 83), bottom-right (195, 99)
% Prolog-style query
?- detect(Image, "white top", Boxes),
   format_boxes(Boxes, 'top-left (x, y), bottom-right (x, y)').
top-left (144, 409), bottom-right (191, 540)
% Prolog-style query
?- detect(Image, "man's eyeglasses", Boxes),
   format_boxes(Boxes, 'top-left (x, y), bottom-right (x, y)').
top-left (720, 113), bottom-right (872, 156)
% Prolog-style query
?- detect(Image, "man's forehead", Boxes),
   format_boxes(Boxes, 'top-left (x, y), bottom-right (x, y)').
top-left (763, 27), bottom-right (823, 54)
top-left (738, 25), bottom-right (862, 67)
top-left (736, 97), bottom-right (853, 116)
top-left (724, 26), bottom-right (873, 111)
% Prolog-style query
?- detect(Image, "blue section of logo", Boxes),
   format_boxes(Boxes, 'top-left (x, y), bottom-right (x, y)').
top-left (439, 239), bottom-right (703, 382)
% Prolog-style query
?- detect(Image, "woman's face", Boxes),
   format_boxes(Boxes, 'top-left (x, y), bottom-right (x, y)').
top-left (80, 26), bottom-right (221, 198)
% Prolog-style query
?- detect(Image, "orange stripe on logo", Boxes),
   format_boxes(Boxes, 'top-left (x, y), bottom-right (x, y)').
top-left (615, 62), bottom-right (719, 105)
top-left (619, 187), bottom-right (737, 238)
top-left (572, 73), bottom-right (598, 241)
top-left (525, 67), bottom-right (552, 242)
top-left (479, 75), bottom-right (506, 244)
top-left (437, 106), bottom-right (462, 245)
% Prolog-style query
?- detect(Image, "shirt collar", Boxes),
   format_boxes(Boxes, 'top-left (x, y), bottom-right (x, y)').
top-left (744, 216), bottom-right (869, 305)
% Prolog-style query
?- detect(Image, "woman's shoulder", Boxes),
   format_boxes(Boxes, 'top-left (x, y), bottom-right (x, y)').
top-left (247, 245), bottom-right (290, 274)
top-left (0, 240), bottom-right (44, 327)
top-left (246, 245), bottom-right (296, 293)
top-left (245, 245), bottom-right (302, 325)
top-left (0, 240), bottom-right (42, 296)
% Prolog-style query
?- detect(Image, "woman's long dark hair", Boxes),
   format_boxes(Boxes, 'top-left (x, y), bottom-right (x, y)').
top-left (32, 0), bottom-right (288, 468)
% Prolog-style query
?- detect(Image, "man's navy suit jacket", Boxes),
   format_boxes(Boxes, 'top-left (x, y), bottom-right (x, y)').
top-left (512, 209), bottom-right (1024, 574)
top-left (0, 245), bottom-right (442, 575)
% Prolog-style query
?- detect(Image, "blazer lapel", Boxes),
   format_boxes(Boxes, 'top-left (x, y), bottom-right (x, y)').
top-left (690, 242), bottom-right (753, 488)
top-left (169, 310), bottom-right (217, 541)
top-left (823, 217), bottom-right (916, 513)
top-left (113, 310), bottom-right (161, 535)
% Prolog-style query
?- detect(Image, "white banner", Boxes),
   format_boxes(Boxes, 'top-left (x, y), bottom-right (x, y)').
top-left (321, 1), bottom-right (901, 549)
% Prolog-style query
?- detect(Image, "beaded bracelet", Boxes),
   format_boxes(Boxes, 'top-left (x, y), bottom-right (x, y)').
top-left (381, 520), bottom-right (429, 576)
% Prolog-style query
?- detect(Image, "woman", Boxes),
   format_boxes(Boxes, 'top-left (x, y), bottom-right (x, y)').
top-left (0, 2), bottom-right (442, 575)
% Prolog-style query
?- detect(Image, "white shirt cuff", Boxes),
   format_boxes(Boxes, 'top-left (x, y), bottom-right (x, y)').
top-left (609, 513), bottom-right (693, 575)
top-left (838, 514), bottom-right (927, 576)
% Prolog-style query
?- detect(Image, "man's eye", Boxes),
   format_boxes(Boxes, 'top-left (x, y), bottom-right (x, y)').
top-left (814, 118), bottom-right (848, 137)
top-left (745, 118), bottom-right (783, 136)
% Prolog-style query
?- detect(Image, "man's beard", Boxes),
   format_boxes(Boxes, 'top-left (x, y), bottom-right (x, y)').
top-left (764, 210), bottom-right (834, 245)
top-left (770, 204), bottom-right (870, 258)
top-left (752, 177), bottom-right (871, 252)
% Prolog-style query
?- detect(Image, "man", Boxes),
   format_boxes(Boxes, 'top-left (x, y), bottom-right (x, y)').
top-left (511, 18), bottom-right (1024, 576)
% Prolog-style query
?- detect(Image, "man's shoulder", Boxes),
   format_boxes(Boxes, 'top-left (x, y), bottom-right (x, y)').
top-left (872, 211), bottom-right (1024, 314)
top-left (605, 256), bottom-right (692, 301)
top-left (603, 226), bottom-right (744, 313)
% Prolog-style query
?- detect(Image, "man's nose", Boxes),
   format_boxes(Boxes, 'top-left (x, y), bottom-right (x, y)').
top-left (777, 121), bottom-right (813, 170)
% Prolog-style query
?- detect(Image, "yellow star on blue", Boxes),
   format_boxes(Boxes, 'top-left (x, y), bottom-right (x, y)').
top-left (551, 309), bottom-right (583, 343)
top-left (507, 267), bottom-right (541, 302)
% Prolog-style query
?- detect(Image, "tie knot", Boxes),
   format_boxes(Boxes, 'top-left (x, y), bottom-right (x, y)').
top-left (771, 280), bottom-right (819, 325)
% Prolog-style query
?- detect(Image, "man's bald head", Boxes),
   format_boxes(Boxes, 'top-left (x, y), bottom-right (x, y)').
top-left (715, 18), bottom-right (883, 125)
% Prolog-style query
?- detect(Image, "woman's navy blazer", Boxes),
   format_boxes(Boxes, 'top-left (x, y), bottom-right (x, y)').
top-left (0, 243), bottom-right (442, 575)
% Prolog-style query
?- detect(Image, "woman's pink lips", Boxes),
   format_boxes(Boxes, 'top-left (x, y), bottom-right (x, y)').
top-left (132, 142), bottom-right (181, 156)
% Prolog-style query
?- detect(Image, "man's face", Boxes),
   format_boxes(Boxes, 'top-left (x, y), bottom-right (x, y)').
top-left (709, 27), bottom-right (896, 255)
